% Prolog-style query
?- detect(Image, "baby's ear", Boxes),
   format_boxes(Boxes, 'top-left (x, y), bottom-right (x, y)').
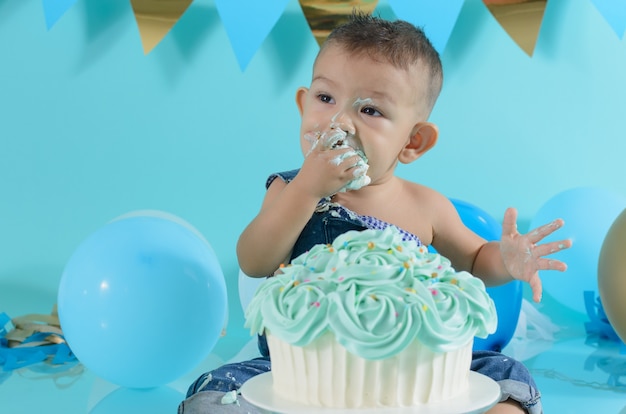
top-left (398, 122), bottom-right (438, 164)
top-left (295, 87), bottom-right (308, 116)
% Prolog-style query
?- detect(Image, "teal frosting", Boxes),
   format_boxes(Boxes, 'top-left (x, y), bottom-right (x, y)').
top-left (245, 226), bottom-right (497, 360)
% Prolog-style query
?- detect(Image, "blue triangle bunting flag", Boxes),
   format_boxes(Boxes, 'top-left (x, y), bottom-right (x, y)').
top-left (41, 0), bottom-right (79, 30)
top-left (215, 0), bottom-right (291, 71)
top-left (388, 0), bottom-right (465, 54)
top-left (591, 0), bottom-right (626, 39)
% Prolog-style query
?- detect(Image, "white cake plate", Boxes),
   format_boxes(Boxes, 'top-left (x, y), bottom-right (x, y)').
top-left (240, 371), bottom-right (501, 414)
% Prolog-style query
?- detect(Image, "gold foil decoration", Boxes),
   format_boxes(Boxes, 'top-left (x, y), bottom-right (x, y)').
top-left (5, 306), bottom-right (65, 348)
top-left (131, 0), bottom-right (193, 54)
top-left (483, 0), bottom-right (547, 56)
top-left (299, 0), bottom-right (379, 46)
top-left (599, 209), bottom-right (626, 343)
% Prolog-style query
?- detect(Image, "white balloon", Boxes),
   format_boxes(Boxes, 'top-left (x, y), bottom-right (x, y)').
top-left (238, 269), bottom-right (266, 312)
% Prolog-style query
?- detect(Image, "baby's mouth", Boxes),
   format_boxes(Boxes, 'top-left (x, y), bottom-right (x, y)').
top-left (304, 128), bottom-right (370, 192)
top-left (312, 128), bottom-right (365, 156)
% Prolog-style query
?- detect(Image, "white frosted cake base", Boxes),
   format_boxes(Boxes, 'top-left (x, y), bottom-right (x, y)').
top-left (267, 333), bottom-right (473, 408)
top-left (241, 371), bottom-right (501, 414)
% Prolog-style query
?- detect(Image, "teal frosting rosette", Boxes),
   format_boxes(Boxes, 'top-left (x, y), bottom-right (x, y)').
top-left (245, 226), bottom-right (497, 357)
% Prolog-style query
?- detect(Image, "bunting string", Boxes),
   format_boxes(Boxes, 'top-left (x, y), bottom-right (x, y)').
top-left (39, 0), bottom-right (626, 68)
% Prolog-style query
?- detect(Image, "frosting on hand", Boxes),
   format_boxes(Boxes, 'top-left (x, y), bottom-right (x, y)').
top-left (245, 226), bottom-right (497, 359)
top-left (305, 128), bottom-right (370, 192)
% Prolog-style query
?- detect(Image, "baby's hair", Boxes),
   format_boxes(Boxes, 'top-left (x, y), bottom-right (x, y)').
top-left (320, 10), bottom-right (443, 114)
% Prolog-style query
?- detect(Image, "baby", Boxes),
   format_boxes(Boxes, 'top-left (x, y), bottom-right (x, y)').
top-left (179, 11), bottom-right (571, 414)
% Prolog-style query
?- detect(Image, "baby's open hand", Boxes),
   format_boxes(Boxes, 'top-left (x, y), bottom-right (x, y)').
top-left (499, 207), bottom-right (572, 302)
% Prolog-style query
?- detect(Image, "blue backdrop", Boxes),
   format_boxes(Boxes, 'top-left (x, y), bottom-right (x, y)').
top-left (2, 0), bottom-right (626, 344)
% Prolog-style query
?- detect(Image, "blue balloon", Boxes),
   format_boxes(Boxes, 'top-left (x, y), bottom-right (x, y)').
top-left (450, 199), bottom-right (523, 352)
top-left (58, 211), bottom-right (227, 388)
top-left (531, 187), bottom-right (626, 315)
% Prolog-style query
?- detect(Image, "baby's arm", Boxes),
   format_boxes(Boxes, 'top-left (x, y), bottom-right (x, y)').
top-left (430, 196), bottom-right (570, 302)
top-left (237, 141), bottom-right (365, 277)
top-left (236, 176), bottom-right (320, 277)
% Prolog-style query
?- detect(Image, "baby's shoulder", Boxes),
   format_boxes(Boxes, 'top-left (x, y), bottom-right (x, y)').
top-left (400, 178), bottom-right (449, 206)
top-left (400, 179), bottom-right (459, 225)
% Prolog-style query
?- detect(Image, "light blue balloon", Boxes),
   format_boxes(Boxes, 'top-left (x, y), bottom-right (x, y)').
top-left (530, 187), bottom-right (626, 315)
top-left (58, 211), bottom-right (227, 388)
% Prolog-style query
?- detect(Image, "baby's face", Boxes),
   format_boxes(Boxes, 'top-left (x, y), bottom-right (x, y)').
top-left (298, 44), bottom-right (427, 184)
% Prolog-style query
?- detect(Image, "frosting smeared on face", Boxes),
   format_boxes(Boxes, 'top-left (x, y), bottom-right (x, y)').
top-left (352, 97), bottom-right (373, 109)
top-left (302, 97), bottom-right (375, 192)
top-left (304, 129), bottom-right (370, 191)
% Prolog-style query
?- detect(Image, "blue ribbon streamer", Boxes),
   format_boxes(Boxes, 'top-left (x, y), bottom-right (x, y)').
top-left (584, 291), bottom-right (626, 354)
top-left (0, 312), bottom-right (76, 372)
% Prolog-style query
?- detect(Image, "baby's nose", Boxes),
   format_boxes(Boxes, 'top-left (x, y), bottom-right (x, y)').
top-left (329, 120), bottom-right (355, 136)
top-left (329, 108), bottom-right (357, 135)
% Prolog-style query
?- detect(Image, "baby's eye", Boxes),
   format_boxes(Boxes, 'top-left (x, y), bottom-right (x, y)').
top-left (362, 106), bottom-right (382, 117)
top-left (317, 94), bottom-right (334, 104)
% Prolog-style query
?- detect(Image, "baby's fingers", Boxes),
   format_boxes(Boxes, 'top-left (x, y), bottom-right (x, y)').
top-left (527, 218), bottom-right (565, 244)
top-left (329, 149), bottom-right (358, 166)
top-left (528, 273), bottom-right (543, 303)
top-left (536, 257), bottom-right (568, 272)
top-left (533, 239), bottom-right (572, 257)
top-left (501, 207), bottom-right (519, 236)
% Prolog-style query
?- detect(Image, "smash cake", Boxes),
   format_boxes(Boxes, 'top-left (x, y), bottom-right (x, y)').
top-left (245, 226), bottom-right (497, 408)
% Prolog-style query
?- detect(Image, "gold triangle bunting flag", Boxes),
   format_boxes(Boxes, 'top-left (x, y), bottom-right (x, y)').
top-left (130, 0), bottom-right (194, 54)
top-left (483, 0), bottom-right (548, 57)
top-left (299, 0), bottom-right (379, 46)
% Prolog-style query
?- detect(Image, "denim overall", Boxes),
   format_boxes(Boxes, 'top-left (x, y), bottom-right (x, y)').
top-left (179, 170), bottom-right (543, 414)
